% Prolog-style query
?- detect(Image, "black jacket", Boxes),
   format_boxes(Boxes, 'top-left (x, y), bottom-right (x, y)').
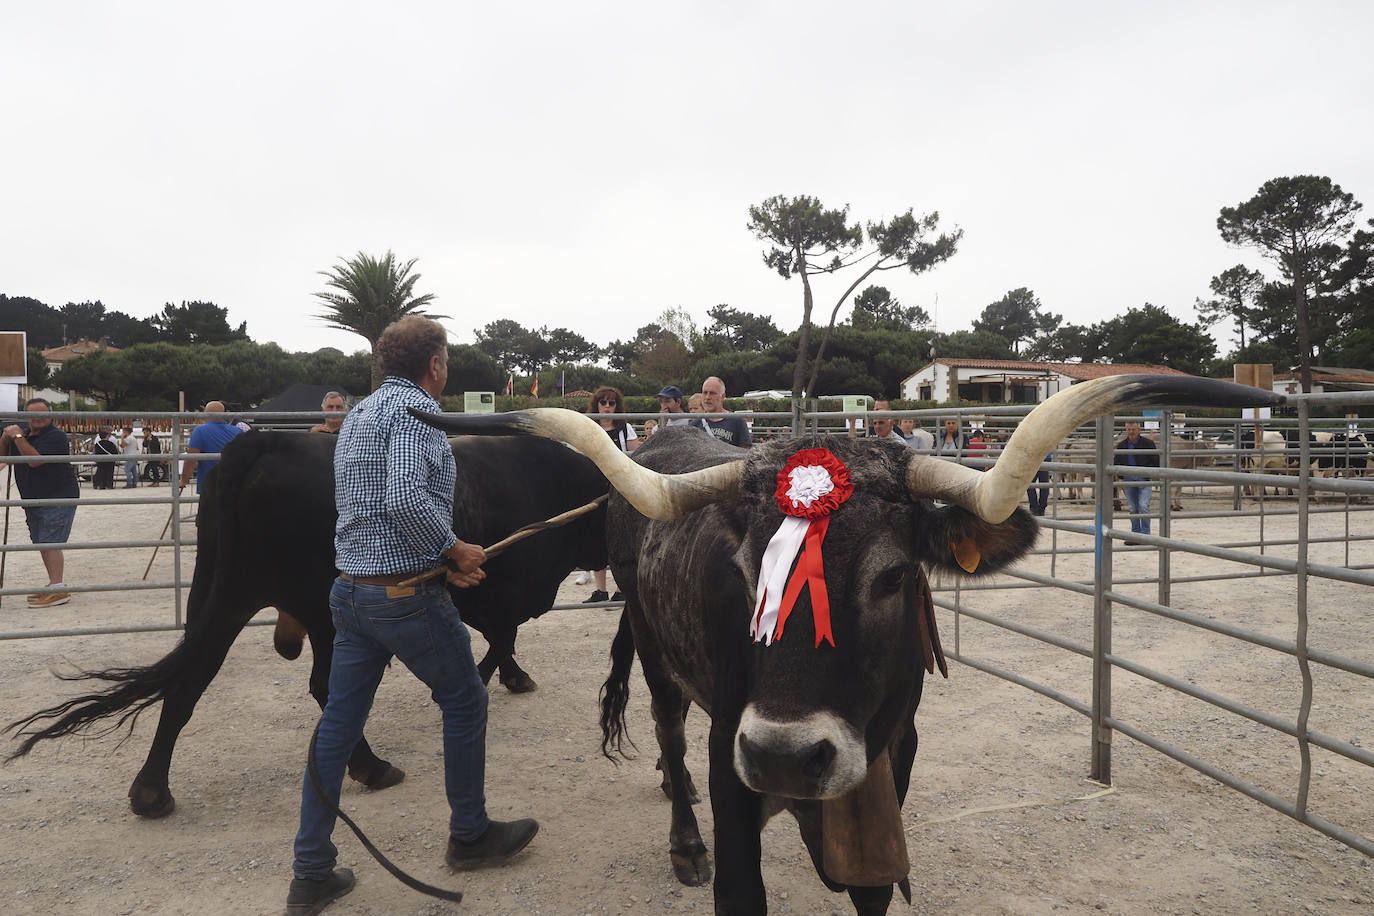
top-left (1115, 434), bottom-right (1160, 470)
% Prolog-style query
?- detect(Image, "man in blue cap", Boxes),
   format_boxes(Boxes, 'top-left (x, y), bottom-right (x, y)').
top-left (656, 385), bottom-right (691, 430)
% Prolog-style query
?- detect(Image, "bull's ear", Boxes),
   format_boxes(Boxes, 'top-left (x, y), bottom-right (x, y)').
top-left (917, 504), bottom-right (1038, 577)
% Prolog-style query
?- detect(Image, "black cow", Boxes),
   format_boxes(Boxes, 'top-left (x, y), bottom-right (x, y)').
top-left (6, 431), bottom-right (608, 817)
top-left (416, 375), bottom-right (1283, 915)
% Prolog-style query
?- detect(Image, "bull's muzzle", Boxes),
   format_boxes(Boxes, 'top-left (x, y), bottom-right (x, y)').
top-left (733, 707), bottom-right (868, 799)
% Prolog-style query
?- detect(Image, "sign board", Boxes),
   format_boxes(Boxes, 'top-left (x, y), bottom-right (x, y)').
top-left (0, 331), bottom-right (27, 383)
top-left (841, 395), bottom-right (870, 432)
top-left (1234, 364), bottom-right (1274, 420)
top-left (1140, 408), bottom-right (1161, 432)
top-left (463, 391), bottom-right (496, 414)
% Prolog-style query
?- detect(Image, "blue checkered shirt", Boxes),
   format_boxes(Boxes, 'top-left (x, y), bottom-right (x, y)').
top-left (334, 376), bottom-right (458, 576)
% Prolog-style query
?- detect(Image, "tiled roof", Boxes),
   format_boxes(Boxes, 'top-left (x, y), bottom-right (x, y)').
top-left (41, 340), bottom-right (121, 361)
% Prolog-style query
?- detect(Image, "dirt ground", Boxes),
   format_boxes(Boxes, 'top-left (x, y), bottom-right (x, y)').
top-left (1, 482), bottom-right (1372, 915)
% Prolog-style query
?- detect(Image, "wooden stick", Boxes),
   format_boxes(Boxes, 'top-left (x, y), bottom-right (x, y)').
top-left (142, 502), bottom-right (177, 581)
top-left (397, 494), bottom-right (608, 588)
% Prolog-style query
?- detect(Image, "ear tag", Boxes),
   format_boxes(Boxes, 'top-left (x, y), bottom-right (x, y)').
top-left (951, 537), bottom-right (981, 573)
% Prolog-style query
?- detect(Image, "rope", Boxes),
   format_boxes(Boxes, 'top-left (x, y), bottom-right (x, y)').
top-left (305, 492), bottom-right (608, 900)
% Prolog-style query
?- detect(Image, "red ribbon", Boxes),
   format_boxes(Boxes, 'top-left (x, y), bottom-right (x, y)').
top-left (772, 515), bottom-right (834, 647)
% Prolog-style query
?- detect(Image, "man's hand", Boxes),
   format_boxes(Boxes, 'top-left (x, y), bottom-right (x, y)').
top-left (444, 540), bottom-right (486, 588)
top-left (2, 425), bottom-right (23, 440)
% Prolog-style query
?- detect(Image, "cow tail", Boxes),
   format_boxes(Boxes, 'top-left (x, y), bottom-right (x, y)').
top-left (4, 436), bottom-right (256, 762)
top-left (598, 607), bottom-right (637, 761)
top-left (3, 648), bottom-right (191, 760)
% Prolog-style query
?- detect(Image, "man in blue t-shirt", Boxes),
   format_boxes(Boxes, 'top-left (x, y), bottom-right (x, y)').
top-left (177, 400), bottom-right (245, 493)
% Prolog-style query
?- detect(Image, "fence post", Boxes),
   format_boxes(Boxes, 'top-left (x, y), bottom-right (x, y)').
top-left (1158, 411), bottom-right (1172, 607)
top-left (171, 415), bottom-right (184, 628)
top-left (1091, 413), bottom-right (1114, 784)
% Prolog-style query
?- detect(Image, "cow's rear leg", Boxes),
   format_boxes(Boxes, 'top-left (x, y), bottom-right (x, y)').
top-left (655, 697), bottom-right (699, 804)
top-left (304, 629), bottom-right (405, 790)
top-left (129, 601), bottom-right (262, 817)
top-left (474, 627), bottom-right (536, 693)
top-left (639, 643), bottom-right (710, 886)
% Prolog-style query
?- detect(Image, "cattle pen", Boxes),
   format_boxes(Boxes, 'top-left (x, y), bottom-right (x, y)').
top-left (2, 398), bottom-right (1373, 915)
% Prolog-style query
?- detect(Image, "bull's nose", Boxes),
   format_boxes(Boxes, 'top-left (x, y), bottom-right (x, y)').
top-left (737, 733), bottom-right (837, 795)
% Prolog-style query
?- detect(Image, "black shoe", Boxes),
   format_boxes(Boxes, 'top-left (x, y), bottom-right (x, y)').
top-left (446, 818), bottom-right (539, 870)
top-left (285, 868), bottom-right (355, 915)
top-left (610, 591), bottom-right (622, 602)
top-left (587, 590), bottom-right (609, 603)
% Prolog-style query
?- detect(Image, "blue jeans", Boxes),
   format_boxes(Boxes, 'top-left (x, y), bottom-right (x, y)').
top-left (1123, 476), bottom-right (1151, 534)
top-left (292, 577), bottom-right (490, 880)
top-left (124, 460), bottom-right (138, 487)
top-left (1026, 469), bottom-right (1050, 516)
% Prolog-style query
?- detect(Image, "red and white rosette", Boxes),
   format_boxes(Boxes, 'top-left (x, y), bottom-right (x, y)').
top-left (751, 448), bottom-right (854, 647)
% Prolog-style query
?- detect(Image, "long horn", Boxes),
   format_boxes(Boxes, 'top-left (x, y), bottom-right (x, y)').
top-left (409, 407), bottom-right (744, 521)
top-left (908, 375), bottom-right (1285, 522)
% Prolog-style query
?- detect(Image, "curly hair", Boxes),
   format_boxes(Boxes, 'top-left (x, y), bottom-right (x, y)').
top-left (376, 316), bottom-right (448, 382)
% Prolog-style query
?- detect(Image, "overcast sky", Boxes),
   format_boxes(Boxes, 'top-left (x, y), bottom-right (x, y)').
top-left (4, 1), bottom-right (1371, 360)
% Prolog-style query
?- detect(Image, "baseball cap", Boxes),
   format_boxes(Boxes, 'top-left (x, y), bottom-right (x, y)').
top-left (656, 385), bottom-right (683, 399)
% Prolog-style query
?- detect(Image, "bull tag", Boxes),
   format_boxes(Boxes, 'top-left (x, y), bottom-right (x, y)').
top-left (950, 537), bottom-right (981, 573)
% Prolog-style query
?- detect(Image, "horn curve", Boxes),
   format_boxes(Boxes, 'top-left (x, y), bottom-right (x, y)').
top-left (908, 374), bottom-right (1285, 522)
top-left (409, 407), bottom-right (744, 521)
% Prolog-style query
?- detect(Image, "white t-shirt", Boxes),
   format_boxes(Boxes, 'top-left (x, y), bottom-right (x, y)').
top-left (119, 434), bottom-right (141, 457)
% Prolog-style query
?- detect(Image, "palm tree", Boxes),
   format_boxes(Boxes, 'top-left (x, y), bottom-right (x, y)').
top-left (314, 250), bottom-right (447, 390)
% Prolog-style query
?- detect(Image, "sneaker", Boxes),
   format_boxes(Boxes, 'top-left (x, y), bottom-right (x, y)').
top-left (446, 819), bottom-right (539, 870)
top-left (28, 591), bottom-right (71, 608)
top-left (586, 590), bottom-right (609, 603)
top-left (610, 591), bottom-right (623, 602)
top-left (285, 867), bottom-right (355, 915)
top-left (574, 570), bottom-right (590, 586)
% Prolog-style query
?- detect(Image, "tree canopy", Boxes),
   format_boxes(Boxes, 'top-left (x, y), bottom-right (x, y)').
top-left (746, 195), bottom-right (961, 409)
top-left (315, 250), bottom-right (444, 390)
top-left (972, 288), bottom-right (1061, 356)
top-left (1218, 176), bottom-right (1363, 391)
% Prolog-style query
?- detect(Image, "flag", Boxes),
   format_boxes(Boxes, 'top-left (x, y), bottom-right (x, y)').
top-left (505, 373), bottom-right (513, 396)
top-left (530, 376), bottom-right (539, 397)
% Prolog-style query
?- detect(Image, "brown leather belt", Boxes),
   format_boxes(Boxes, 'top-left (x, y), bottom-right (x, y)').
top-left (339, 572), bottom-right (425, 587)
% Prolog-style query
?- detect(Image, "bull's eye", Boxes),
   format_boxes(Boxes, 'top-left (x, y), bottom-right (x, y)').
top-left (876, 565), bottom-right (908, 595)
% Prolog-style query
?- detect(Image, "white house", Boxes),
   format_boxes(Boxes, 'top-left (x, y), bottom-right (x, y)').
top-left (900, 358), bottom-right (1190, 404)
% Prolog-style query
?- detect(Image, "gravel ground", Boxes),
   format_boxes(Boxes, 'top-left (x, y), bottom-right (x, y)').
top-left (1, 484), bottom-right (1372, 915)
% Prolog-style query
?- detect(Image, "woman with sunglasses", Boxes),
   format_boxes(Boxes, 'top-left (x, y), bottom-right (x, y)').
top-left (582, 386), bottom-right (638, 603)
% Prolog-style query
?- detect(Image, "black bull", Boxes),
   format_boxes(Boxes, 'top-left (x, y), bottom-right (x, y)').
top-left (414, 374), bottom-right (1283, 916)
top-left (5, 431), bottom-right (608, 818)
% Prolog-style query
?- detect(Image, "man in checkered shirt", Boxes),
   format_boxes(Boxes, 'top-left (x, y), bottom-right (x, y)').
top-left (286, 316), bottom-right (538, 916)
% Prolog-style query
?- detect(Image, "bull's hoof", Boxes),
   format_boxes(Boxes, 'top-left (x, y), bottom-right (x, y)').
top-left (128, 780), bottom-right (175, 818)
top-left (670, 843), bottom-right (712, 886)
top-left (349, 762), bottom-right (406, 790)
top-left (499, 671), bottom-right (537, 693)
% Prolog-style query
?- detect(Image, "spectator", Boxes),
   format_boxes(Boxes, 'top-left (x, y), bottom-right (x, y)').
top-left (655, 385), bottom-right (691, 429)
top-left (899, 416), bottom-right (934, 451)
top-left (310, 391), bottom-right (348, 434)
top-left (143, 427), bottom-right (166, 486)
top-left (92, 428), bottom-right (118, 490)
top-left (937, 418), bottom-right (969, 455)
top-left (584, 386), bottom-right (635, 602)
top-left (1116, 421), bottom-right (1159, 542)
top-left (967, 428), bottom-right (988, 470)
top-left (2, 398), bottom-right (79, 607)
top-left (695, 376), bottom-right (752, 447)
top-left (118, 426), bottom-right (140, 488)
top-left (687, 393), bottom-right (705, 413)
top-left (178, 400), bottom-right (245, 493)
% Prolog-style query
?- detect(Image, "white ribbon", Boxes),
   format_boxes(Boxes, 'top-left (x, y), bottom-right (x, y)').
top-left (751, 515), bottom-right (810, 644)
top-left (785, 464), bottom-right (835, 508)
